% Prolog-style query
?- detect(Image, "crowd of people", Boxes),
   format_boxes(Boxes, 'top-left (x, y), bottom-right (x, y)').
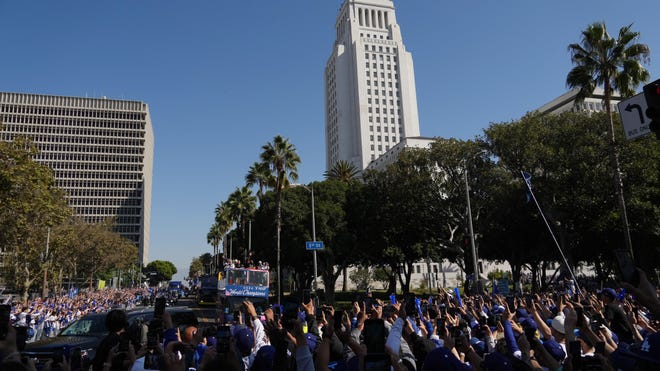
top-left (1, 267), bottom-right (658, 370)
top-left (222, 253), bottom-right (270, 271)
top-left (4, 287), bottom-right (147, 342)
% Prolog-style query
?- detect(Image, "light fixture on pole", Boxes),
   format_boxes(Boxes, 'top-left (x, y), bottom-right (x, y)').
top-left (299, 184), bottom-right (319, 293)
top-left (464, 160), bottom-right (480, 295)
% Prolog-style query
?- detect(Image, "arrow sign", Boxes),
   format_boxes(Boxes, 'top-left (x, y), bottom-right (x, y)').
top-left (305, 241), bottom-right (324, 250)
top-left (618, 93), bottom-right (650, 140)
top-left (625, 103), bottom-right (645, 124)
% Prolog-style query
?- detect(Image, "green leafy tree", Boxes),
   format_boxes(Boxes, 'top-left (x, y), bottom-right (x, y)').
top-left (566, 22), bottom-right (650, 260)
top-left (482, 111), bottom-right (660, 286)
top-left (427, 138), bottom-right (496, 277)
top-left (188, 257), bottom-right (204, 279)
top-left (357, 148), bottom-right (442, 293)
top-left (0, 134), bottom-right (72, 301)
top-left (259, 135), bottom-right (301, 304)
top-left (349, 267), bottom-right (372, 291)
top-left (146, 260), bottom-right (177, 283)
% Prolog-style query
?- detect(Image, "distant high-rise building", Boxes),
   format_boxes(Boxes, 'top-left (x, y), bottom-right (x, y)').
top-left (0, 92), bottom-right (154, 265)
top-left (325, 0), bottom-right (420, 171)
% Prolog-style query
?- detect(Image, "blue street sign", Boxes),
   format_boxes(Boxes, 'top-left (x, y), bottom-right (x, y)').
top-left (305, 241), bottom-right (324, 250)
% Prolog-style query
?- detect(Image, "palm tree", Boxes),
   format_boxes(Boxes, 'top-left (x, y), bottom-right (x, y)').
top-left (566, 22), bottom-right (649, 260)
top-left (207, 223), bottom-right (224, 273)
top-left (227, 186), bottom-right (257, 261)
top-left (246, 161), bottom-right (274, 203)
top-left (214, 201), bottom-right (233, 260)
top-left (324, 160), bottom-right (360, 182)
top-left (259, 135), bottom-right (301, 304)
top-left (324, 159), bottom-right (360, 291)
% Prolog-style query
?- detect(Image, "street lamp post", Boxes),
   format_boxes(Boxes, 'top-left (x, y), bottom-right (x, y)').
top-left (310, 185), bottom-right (318, 293)
top-left (464, 164), bottom-right (480, 295)
top-left (41, 227), bottom-right (51, 299)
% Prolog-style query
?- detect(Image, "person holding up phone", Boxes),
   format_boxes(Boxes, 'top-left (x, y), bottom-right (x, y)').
top-left (92, 309), bottom-right (129, 371)
top-left (598, 288), bottom-right (635, 344)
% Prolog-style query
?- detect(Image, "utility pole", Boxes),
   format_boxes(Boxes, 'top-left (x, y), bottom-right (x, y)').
top-left (42, 227), bottom-right (50, 299)
top-left (465, 167), bottom-right (479, 295)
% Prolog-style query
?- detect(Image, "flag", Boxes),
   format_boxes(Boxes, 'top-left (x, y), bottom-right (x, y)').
top-left (522, 171), bottom-right (533, 202)
top-left (454, 287), bottom-right (463, 307)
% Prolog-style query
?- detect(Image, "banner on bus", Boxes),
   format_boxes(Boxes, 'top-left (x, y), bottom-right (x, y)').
top-left (225, 284), bottom-right (270, 298)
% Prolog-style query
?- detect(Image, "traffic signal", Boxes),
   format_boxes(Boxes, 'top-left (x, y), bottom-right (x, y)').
top-left (643, 79), bottom-right (660, 139)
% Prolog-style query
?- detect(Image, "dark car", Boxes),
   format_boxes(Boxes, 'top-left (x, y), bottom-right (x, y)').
top-left (22, 306), bottom-right (198, 370)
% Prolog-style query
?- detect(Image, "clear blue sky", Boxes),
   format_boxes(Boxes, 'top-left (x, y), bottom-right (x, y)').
top-left (2, 1), bottom-right (660, 281)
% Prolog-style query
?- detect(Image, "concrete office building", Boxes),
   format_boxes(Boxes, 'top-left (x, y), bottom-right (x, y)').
top-left (536, 87), bottom-right (622, 115)
top-left (325, 0), bottom-right (420, 171)
top-left (365, 136), bottom-right (434, 171)
top-left (0, 92), bottom-right (154, 266)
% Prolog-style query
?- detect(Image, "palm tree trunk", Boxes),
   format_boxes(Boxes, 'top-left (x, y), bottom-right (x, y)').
top-left (605, 94), bottom-right (634, 259)
top-left (276, 190), bottom-right (283, 305)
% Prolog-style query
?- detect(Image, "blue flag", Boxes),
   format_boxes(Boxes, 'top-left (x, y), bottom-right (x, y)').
top-left (454, 287), bottom-right (463, 307)
top-left (522, 171), bottom-right (533, 202)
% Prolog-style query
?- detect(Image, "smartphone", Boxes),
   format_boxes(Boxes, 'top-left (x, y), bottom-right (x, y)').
top-left (0, 304), bottom-right (10, 340)
top-left (154, 297), bottom-right (166, 318)
top-left (273, 305), bottom-right (281, 322)
top-left (365, 297), bottom-right (373, 310)
top-left (614, 249), bottom-right (640, 286)
top-left (363, 318), bottom-right (386, 354)
top-left (283, 299), bottom-right (299, 319)
top-left (302, 289), bottom-right (311, 304)
top-left (437, 318), bottom-right (446, 332)
top-left (334, 310), bottom-right (345, 331)
top-left (505, 296), bottom-right (515, 310)
top-left (216, 325), bottom-right (231, 353)
top-left (315, 308), bottom-right (324, 319)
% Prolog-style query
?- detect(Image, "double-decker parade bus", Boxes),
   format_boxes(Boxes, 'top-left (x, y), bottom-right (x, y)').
top-left (217, 267), bottom-right (270, 314)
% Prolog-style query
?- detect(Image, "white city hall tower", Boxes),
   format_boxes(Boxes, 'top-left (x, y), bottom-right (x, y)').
top-left (325, 0), bottom-right (420, 171)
